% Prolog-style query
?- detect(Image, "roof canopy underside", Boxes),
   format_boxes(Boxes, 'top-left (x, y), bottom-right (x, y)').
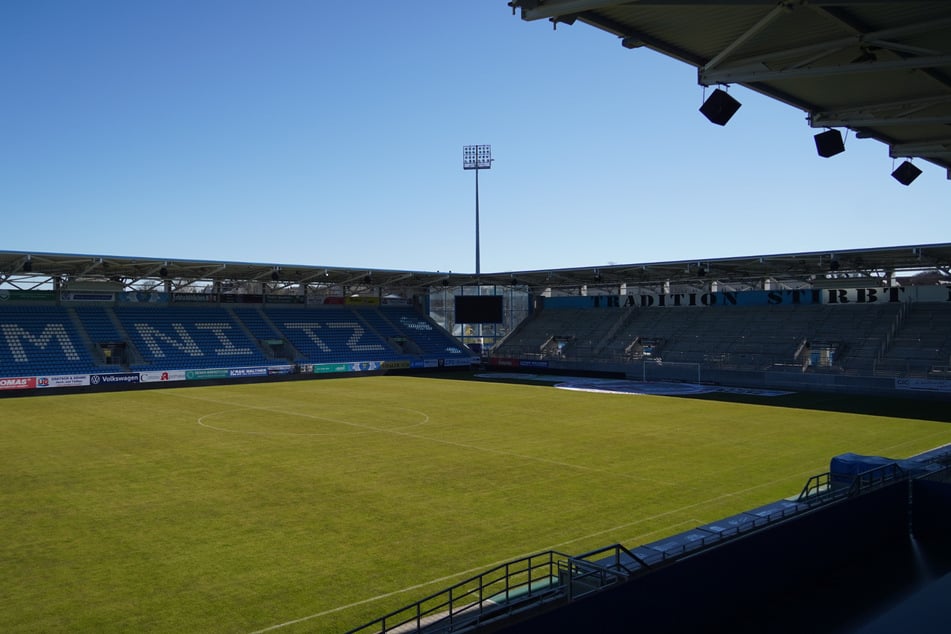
top-left (510, 0), bottom-right (951, 177)
top-left (2, 244), bottom-right (949, 293)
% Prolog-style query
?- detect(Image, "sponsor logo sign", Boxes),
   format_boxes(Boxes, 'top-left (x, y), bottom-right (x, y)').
top-left (61, 292), bottom-right (116, 302)
top-left (37, 375), bottom-right (91, 388)
top-left (344, 296), bottom-right (380, 306)
top-left (185, 369), bottom-right (230, 380)
top-left (171, 293), bottom-right (214, 303)
top-left (518, 359), bottom-right (550, 368)
top-left (896, 377), bottom-right (951, 393)
top-left (0, 376), bottom-right (36, 390)
top-left (90, 373), bottom-right (140, 385)
top-left (442, 358), bottom-right (476, 367)
top-left (349, 361), bottom-right (381, 372)
top-left (0, 290), bottom-right (56, 301)
top-left (229, 367), bottom-right (268, 378)
top-left (140, 370), bottom-right (187, 383)
top-left (312, 363), bottom-right (352, 374)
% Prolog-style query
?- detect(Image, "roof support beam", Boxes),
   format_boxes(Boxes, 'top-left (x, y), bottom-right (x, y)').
top-left (78, 257), bottom-right (104, 277)
top-left (817, 114), bottom-right (951, 127)
top-left (810, 95), bottom-right (951, 127)
top-left (700, 14), bottom-right (951, 84)
top-left (702, 53), bottom-right (951, 84)
top-left (702, 2), bottom-right (793, 73)
top-left (890, 140), bottom-right (951, 157)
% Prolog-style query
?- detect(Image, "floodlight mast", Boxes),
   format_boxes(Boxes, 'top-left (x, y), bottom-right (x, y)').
top-left (463, 145), bottom-right (492, 277)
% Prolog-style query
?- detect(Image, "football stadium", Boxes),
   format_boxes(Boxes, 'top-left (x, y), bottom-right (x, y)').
top-left (4, 2), bottom-right (951, 633)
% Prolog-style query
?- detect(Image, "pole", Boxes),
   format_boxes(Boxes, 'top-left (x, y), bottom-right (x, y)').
top-left (475, 165), bottom-right (481, 277)
top-left (463, 145), bottom-right (491, 356)
top-left (475, 165), bottom-right (482, 350)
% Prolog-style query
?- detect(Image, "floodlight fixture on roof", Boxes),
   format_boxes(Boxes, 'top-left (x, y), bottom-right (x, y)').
top-left (700, 88), bottom-right (741, 126)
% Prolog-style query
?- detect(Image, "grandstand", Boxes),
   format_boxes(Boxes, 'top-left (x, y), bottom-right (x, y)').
top-left (0, 289), bottom-right (474, 386)
top-left (2, 244), bottom-right (951, 396)
top-left (4, 246), bottom-right (951, 632)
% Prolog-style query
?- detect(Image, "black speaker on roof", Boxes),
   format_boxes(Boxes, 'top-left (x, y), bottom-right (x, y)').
top-left (699, 88), bottom-right (741, 126)
top-left (814, 129), bottom-right (845, 157)
top-left (891, 161), bottom-right (922, 186)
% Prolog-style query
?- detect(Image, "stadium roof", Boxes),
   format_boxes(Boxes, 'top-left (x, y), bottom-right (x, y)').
top-left (2, 244), bottom-right (949, 293)
top-left (509, 0), bottom-right (951, 179)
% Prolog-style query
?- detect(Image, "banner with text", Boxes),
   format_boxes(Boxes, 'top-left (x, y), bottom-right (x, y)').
top-left (546, 286), bottom-right (947, 310)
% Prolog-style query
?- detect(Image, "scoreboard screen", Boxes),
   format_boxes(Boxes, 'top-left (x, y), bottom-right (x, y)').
top-left (454, 295), bottom-right (503, 324)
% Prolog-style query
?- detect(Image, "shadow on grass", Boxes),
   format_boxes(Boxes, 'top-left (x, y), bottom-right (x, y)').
top-left (679, 390), bottom-right (951, 424)
top-left (416, 369), bottom-right (951, 424)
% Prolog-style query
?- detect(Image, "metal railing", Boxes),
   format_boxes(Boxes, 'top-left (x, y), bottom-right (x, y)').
top-left (798, 461), bottom-right (906, 505)
top-left (345, 551), bottom-right (568, 634)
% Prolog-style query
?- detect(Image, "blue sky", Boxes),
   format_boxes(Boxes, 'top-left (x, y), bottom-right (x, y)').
top-left (2, 2), bottom-right (947, 275)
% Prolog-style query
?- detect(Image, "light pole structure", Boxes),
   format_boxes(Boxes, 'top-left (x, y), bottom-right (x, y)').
top-left (463, 145), bottom-right (492, 277)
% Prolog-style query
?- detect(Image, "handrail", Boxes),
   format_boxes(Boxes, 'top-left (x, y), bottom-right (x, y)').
top-left (574, 542), bottom-right (648, 572)
top-left (345, 550), bottom-right (570, 634)
top-left (798, 461), bottom-right (907, 505)
top-left (797, 472), bottom-right (838, 504)
top-left (876, 300), bottom-right (910, 369)
top-left (847, 462), bottom-right (905, 496)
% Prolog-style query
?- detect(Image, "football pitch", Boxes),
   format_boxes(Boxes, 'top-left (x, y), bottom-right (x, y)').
top-left (2, 375), bottom-right (950, 633)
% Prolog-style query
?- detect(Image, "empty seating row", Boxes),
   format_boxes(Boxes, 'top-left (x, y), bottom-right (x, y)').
top-left (115, 306), bottom-right (273, 369)
top-left (495, 302), bottom-right (907, 374)
top-left (0, 305), bottom-right (100, 376)
top-left (0, 303), bottom-right (472, 377)
top-left (262, 306), bottom-right (403, 363)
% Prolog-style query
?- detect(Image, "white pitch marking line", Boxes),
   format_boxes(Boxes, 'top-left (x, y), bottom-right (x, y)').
top-left (195, 407), bottom-right (430, 436)
top-left (161, 389), bottom-right (429, 435)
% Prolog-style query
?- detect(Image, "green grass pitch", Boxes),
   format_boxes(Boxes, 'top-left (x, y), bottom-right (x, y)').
top-left (2, 375), bottom-right (950, 632)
